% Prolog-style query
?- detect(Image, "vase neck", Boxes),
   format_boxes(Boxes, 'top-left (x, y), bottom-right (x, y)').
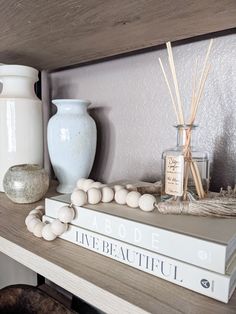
top-left (176, 125), bottom-right (197, 147)
top-left (54, 101), bottom-right (89, 115)
top-left (0, 76), bottom-right (38, 99)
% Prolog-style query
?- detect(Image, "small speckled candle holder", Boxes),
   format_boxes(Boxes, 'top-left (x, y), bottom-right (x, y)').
top-left (3, 164), bottom-right (49, 204)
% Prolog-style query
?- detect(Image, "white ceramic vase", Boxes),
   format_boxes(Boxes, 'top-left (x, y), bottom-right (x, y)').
top-left (47, 99), bottom-right (97, 193)
top-left (0, 65), bottom-right (43, 192)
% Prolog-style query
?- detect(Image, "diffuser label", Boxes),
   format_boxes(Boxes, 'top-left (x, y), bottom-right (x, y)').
top-left (165, 155), bottom-right (184, 196)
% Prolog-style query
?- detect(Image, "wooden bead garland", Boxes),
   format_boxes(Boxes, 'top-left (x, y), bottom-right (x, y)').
top-left (33, 222), bottom-right (45, 238)
top-left (51, 219), bottom-right (68, 236)
top-left (27, 217), bottom-right (41, 233)
top-left (126, 191), bottom-right (141, 208)
top-left (82, 179), bottom-right (95, 191)
top-left (101, 187), bottom-right (114, 203)
top-left (69, 178), bottom-right (158, 211)
top-left (25, 205), bottom-right (70, 241)
top-left (58, 205), bottom-right (75, 223)
top-left (71, 189), bottom-right (87, 206)
top-left (138, 194), bottom-right (156, 212)
top-left (114, 189), bottom-right (129, 205)
top-left (41, 224), bottom-right (57, 241)
top-left (25, 178), bottom-right (158, 241)
top-left (87, 188), bottom-right (102, 204)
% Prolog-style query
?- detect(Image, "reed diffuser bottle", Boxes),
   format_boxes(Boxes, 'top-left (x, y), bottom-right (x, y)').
top-left (158, 39), bottom-right (213, 201)
top-left (161, 124), bottom-right (209, 201)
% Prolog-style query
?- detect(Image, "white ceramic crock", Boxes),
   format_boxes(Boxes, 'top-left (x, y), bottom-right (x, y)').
top-left (0, 64), bottom-right (43, 191)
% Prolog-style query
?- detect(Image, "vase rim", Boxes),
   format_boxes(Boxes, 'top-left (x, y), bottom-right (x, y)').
top-left (0, 64), bottom-right (38, 79)
top-left (52, 99), bottom-right (91, 106)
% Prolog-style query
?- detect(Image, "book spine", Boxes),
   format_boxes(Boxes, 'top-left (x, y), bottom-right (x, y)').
top-left (45, 198), bottom-right (226, 274)
top-left (43, 215), bottom-right (230, 303)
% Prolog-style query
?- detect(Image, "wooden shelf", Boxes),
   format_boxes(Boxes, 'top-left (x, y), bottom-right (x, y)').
top-left (0, 185), bottom-right (236, 313)
top-left (0, 0), bottom-right (235, 70)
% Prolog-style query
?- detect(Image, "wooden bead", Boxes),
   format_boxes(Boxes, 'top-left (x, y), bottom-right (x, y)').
top-left (114, 185), bottom-right (124, 192)
top-left (33, 222), bottom-right (45, 238)
top-left (51, 219), bottom-right (68, 236)
top-left (27, 218), bottom-right (42, 232)
top-left (101, 187), bottom-right (114, 203)
top-left (90, 181), bottom-right (104, 189)
top-left (82, 179), bottom-right (95, 191)
top-left (71, 189), bottom-right (87, 206)
top-left (58, 206), bottom-right (75, 223)
top-left (87, 188), bottom-right (102, 205)
top-left (42, 224), bottom-right (57, 241)
top-left (25, 214), bottom-right (38, 226)
top-left (72, 187), bottom-right (79, 193)
top-left (138, 194), bottom-right (156, 212)
top-left (126, 184), bottom-right (138, 191)
top-left (35, 205), bottom-right (44, 211)
top-left (76, 178), bottom-right (87, 189)
top-left (114, 189), bottom-right (129, 205)
top-left (126, 191), bottom-right (141, 208)
top-left (29, 208), bottom-right (43, 217)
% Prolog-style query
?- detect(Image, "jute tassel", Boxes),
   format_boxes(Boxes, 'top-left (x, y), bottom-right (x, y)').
top-left (157, 197), bottom-right (236, 218)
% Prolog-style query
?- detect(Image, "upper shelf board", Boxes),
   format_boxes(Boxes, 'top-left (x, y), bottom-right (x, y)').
top-left (0, 0), bottom-right (235, 71)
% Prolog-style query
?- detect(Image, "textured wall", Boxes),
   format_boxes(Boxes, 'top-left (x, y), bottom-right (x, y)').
top-left (50, 33), bottom-right (236, 191)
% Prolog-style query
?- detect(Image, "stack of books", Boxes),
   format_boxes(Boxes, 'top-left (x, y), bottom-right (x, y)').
top-left (43, 194), bottom-right (236, 303)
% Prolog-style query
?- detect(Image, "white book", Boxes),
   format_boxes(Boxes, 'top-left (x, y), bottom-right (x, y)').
top-left (43, 215), bottom-right (236, 303)
top-left (45, 194), bottom-right (236, 274)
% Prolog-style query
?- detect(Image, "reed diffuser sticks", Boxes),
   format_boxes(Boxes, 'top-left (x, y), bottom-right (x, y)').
top-left (159, 40), bottom-right (213, 200)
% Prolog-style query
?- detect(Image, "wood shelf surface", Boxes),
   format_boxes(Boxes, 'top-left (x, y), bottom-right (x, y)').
top-left (0, 184), bottom-right (236, 313)
top-left (0, 0), bottom-right (235, 70)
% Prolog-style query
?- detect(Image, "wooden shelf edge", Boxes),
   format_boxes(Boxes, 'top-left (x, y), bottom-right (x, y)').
top-left (0, 236), bottom-right (148, 314)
